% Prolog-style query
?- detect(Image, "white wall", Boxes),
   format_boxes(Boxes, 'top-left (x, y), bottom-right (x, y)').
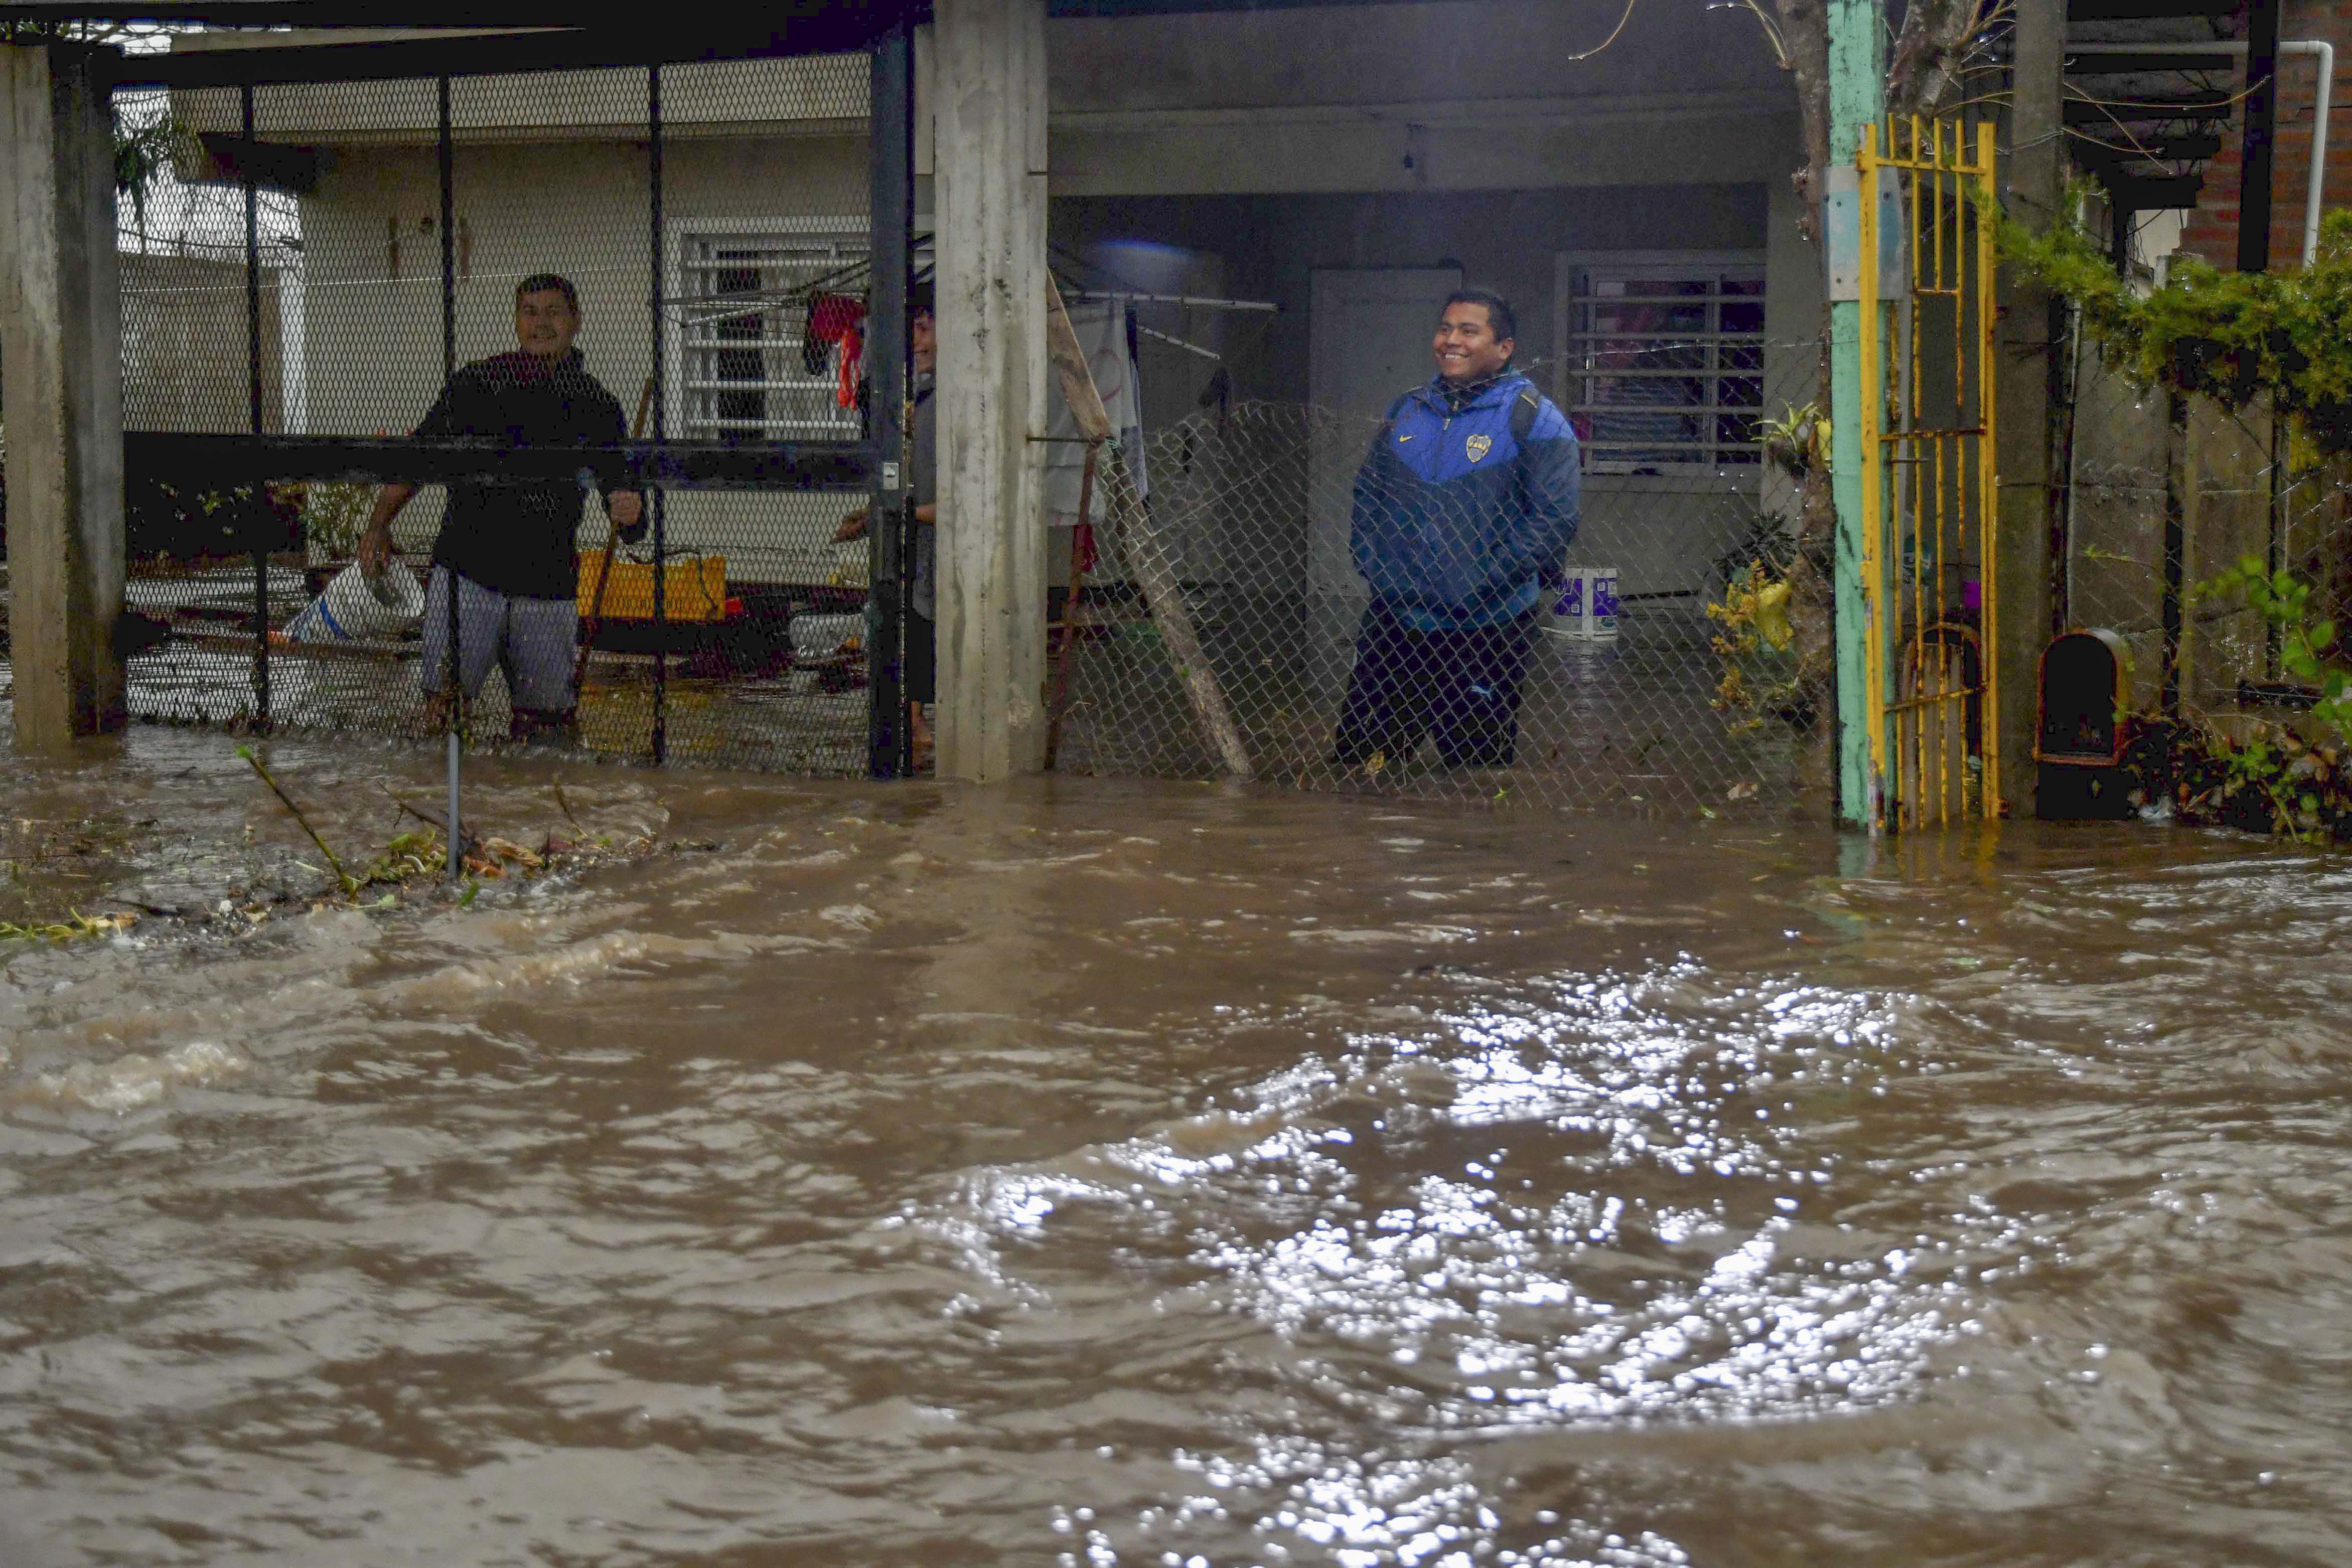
top-left (298, 134), bottom-right (873, 584)
top-left (120, 252), bottom-right (283, 434)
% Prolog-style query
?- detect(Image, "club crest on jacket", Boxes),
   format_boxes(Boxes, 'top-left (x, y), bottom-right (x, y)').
top-left (1465, 433), bottom-right (1493, 462)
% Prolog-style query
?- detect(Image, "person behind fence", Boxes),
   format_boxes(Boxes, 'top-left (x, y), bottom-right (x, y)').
top-left (357, 272), bottom-right (643, 742)
top-left (1331, 287), bottom-right (1580, 769)
top-left (835, 280), bottom-right (938, 764)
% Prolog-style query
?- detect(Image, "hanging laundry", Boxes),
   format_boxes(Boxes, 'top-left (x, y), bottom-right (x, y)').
top-left (803, 293), bottom-right (868, 409)
top-left (1043, 299), bottom-right (1149, 529)
top-left (835, 325), bottom-right (864, 409)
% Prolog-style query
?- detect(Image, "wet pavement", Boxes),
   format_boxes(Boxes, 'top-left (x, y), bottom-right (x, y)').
top-left (1, 727), bottom-right (2347, 1566)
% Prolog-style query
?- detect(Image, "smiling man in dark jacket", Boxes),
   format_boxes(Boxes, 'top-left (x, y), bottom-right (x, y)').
top-left (358, 272), bottom-right (641, 741)
top-left (1332, 287), bottom-right (1579, 769)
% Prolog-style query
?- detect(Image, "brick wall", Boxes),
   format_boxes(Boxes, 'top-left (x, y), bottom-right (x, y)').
top-left (2177, 0), bottom-right (2352, 268)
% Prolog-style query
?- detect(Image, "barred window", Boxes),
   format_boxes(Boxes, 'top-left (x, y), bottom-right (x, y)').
top-left (1557, 253), bottom-right (1766, 479)
top-left (674, 221), bottom-right (868, 441)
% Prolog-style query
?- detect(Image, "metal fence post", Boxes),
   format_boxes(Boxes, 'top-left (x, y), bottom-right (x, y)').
top-left (439, 73), bottom-right (461, 878)
top-left (867, 24), bottom-right (912, 778)
top-left (243, 81), bottom-right (269, 732)
top-left (648, 62), bottom-right (668, 766)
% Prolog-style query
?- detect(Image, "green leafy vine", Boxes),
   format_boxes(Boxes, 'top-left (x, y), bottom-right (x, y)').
top-left (1995, 192), bottom-right (2352, 468)
top-left (1995, 193), bottom-right (2352, 838)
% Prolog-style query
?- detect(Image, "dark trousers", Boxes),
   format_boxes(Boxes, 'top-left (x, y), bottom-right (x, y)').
top-left (1332, 602), bottom-right (1540, 767)
top-left (906, 609), bottom-right (937, 704)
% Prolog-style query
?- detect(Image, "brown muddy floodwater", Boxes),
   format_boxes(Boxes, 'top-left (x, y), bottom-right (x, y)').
top-left (1, 731), bottom-right (2348, 1567)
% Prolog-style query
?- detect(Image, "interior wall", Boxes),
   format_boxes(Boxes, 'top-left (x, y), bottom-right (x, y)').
top-left (1052, 185), bottom-right (1772, 407)
top-left (1052, 182), bottom-right (1808, 602)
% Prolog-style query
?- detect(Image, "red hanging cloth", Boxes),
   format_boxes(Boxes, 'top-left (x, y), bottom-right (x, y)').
top-left (804, 293), bottom-right (868, 409)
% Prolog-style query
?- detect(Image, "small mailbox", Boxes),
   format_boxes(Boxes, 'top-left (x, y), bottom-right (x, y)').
top-left (2036, 629), bottom-right (2134, 819)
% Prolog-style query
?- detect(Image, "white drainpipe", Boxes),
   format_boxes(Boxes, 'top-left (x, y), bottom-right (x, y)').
top-left (2065, 38), bottom-right (2335, 264)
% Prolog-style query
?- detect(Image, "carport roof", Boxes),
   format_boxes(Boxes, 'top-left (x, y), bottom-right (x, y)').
top-left (2, 0), bottom-right (1473, 22)
top-left (3, 0), bottom-right (1481, 86)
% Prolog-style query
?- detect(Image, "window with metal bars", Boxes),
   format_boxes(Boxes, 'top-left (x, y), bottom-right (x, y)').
top-left (1556, 252), bottom-right (1767, 480)
top-left (673, 220), bottom-right (868, 442)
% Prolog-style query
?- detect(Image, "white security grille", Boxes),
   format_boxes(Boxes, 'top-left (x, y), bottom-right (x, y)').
top-left (1559, 254), bottom-right (1767, 478)
top-left (675, 224), bottom-right (867, 441)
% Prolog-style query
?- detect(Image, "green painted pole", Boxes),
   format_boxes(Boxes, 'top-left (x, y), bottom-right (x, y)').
top-left (1828, 0), bottom-right (1884, 827)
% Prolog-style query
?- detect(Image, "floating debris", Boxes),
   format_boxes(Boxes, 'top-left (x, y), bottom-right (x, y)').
top-left (0, 910), bottom-right (137, 944)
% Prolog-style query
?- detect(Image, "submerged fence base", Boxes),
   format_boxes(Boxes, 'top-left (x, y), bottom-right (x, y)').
top-left (105, 553), bottom-right (877, 775)
top-left (1052, 399), bottom-right (1815, 813)
top-left (24, 387), bottom-right (1823, 815)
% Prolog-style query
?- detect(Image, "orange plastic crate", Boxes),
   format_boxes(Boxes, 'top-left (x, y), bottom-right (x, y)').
top-left (576, 553), bottom-right (729, 622)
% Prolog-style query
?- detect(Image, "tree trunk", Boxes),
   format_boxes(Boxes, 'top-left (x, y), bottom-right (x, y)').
top-left (1774, 0), bottom-right (1840, 749)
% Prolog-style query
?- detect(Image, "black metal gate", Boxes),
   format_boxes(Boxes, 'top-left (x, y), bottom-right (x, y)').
top-left (111, 15), bottom-right (918, 777)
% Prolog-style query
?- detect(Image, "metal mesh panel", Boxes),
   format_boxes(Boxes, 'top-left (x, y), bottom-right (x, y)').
top-left (97, 45), bottom-right (1816, 808)
top-left (2062, 355), bottom-right (2352, 734)
top-left (118, 76), bottom-right (299, 736)
top-left (2063, 351), bottom-right (2168, 712)
top-left (110, 54), bottom-right (885, 772)
top-left (1053, 345), bottom-right (1823, 808)
top-left (117, 80), bottom-right (298, 439)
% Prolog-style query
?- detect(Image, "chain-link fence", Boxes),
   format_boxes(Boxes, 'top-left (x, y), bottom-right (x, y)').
top-left (104, 44), bottom-right (906, 777)
top-left (2066, 346), bottom-right (2352, 732)
top-left (1054, 345), bottom-right (1825, 810)
top-left (19, 35), bottom-right (1828, 811)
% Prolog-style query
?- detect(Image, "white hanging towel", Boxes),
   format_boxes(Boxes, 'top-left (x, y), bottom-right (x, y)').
top-left (1044, 300), bottom-right (1148, 528)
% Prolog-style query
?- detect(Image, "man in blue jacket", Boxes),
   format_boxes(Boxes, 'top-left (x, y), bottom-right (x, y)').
top-left (1333, 287), bottom-right (1579, 769)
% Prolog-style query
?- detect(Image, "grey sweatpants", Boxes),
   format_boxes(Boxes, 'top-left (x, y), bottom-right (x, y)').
top-left (419, 567), bottom-right (578, 712)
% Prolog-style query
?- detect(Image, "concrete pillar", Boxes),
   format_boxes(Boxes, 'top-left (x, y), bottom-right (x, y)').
top-left (933, 0), bottom-right (1050, 782)
top-left (1995, 0), bottom-right (2065, 817)
top-left (2, 43), bottom-right (126, 748)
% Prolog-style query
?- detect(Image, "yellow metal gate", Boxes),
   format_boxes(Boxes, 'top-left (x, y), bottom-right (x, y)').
top-left (1858, 118), bottom-right (2000, 828)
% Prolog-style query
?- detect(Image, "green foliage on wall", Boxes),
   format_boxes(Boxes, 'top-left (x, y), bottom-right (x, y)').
top-left (2001, 196), bottom-right (2352, 838)
top-left (1997, 195), bottom-right (2352, 466)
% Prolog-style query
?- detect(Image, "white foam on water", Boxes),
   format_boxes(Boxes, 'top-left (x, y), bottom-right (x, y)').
top-left (376, 924), bottom-right (842, 1005)
top-left (18, 1038), bottom-right (249, 1115)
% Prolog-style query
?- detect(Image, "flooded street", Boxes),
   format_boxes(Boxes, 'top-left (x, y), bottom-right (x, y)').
top-left (2, 733), bottom-right (2348, 1566)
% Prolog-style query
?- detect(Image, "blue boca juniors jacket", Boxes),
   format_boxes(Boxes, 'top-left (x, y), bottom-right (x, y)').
top-left (1351, 369), bottom-right (1580, 630)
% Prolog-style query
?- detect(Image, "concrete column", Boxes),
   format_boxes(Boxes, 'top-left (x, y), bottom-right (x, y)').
top-left (1995, 0), bottom-right (2065, 817)
top-left (933, 0), bottom-right (1050, 782)
top-left (2, 43), bottom-right (126, 748)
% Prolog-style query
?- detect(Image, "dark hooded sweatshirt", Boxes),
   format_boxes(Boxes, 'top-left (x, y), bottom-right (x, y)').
top-left (411, 348), bottom-right (628, 599)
